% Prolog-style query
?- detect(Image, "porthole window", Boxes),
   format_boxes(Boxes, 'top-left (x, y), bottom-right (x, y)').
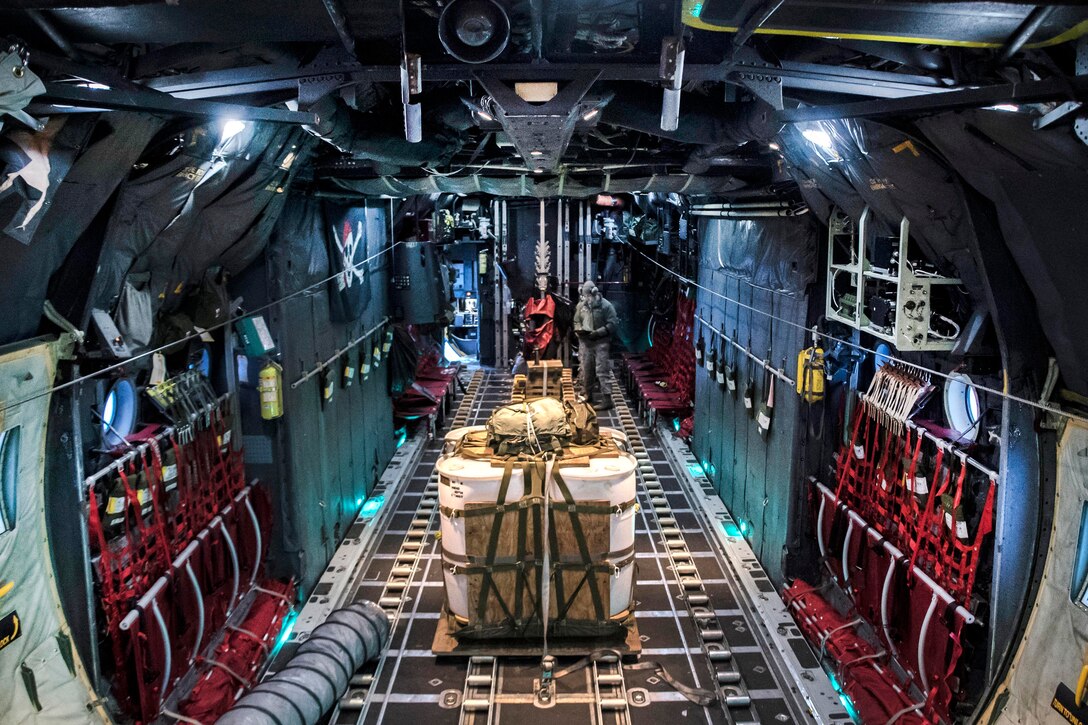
top-left (943, 373), bottom-right (982, 443)
top-left (1073, 502), bottom-right (1088, 609)
top-left (0, 427), bottom-right (20, 534)
top-left (101, 379), bottom-right (137, 448)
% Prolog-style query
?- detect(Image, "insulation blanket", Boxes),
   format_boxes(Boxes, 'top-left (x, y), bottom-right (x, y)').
top-left (990, 421), bottom-right (1088, 725)
top-left (0, 340), bottom-right (100, 724)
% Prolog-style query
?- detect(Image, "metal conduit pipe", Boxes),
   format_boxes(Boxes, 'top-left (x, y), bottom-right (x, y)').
top-left (997, 6), bottom-right (1057, 64)
top-left (690, 208), bottom-right (810, 218)
top-left (217, 601), bottom-right (390, 725)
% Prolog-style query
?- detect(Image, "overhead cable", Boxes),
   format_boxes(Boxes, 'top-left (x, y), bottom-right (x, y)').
top-left (2, 240), bottom-right (403, 413)
top-left (625, 238), bottom-right (1088, 427)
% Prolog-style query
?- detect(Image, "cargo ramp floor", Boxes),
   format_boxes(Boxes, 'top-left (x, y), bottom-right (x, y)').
top-left (268, 369), bottom-right (850, 725)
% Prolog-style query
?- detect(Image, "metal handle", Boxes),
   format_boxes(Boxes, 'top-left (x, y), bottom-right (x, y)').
top-left (150, 599), bottom-right (172, 705)
top-left (244, 495), bottom-right (262, 588)
top-left (215, 517), bottom-right (240, 615)
top-left (184, 560), bottom-right (204, 664)
top-left (917, 592), bottom-right (939, 692)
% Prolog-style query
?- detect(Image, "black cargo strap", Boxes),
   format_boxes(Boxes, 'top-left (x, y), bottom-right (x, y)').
top-left (550, 649), bottom-right (719, 708)
top-left (439, 497), bottom-right (636, 519)
top-left (551, 466), bottom-right (607, 623)
top-left (442, 544), bottom-right (635, 572)
top-left (623, 661), bottom-right (720, 707)
top-left (473, 460), bottom-right (520, 627)
top-left (461, 450), bottom-right (623, 633)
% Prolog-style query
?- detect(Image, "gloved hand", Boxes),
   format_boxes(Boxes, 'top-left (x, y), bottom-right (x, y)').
top-left (593, 327), bottom-right (608, 339)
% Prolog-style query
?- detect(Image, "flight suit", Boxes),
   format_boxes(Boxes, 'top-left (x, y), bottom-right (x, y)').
top-left (574, 292), bottom-right (619, 406)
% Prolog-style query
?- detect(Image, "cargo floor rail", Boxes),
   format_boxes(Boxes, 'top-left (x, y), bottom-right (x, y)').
top-left (334, 370), bottom-right (486, 725)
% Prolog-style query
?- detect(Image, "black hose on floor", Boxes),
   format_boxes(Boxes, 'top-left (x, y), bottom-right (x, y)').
top-left (217, 601), bottom-right (390, 725)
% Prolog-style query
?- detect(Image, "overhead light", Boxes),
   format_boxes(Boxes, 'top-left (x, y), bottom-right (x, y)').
top-left (219, 119), bottom-right (247, 146)
top-left (533, 168), bottom-right (544, 174)
top-left (530, 150), bottom-right (544, 156)
top-left (477, 110), bottom-right (494, 122)
top-left (801, 128), bottom-right (834, 152)
top-left (515, 82), bottom-right (558, 103)
top-left (582, 108), bottom-right (600, 122)
top-left (987, 103), bottom-right (1020, 112)
top-left (767, 142), bottom-right (781, 151)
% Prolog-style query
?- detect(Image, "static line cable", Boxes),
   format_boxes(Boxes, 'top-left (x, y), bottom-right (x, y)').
top-left (694, 312), bottom-right (794, 387)
top-left (625, 239), bottom-right (1088, 427)
top-left (2, 240), bottom-right (404, 414)
top-left (291, 315), bottom-right (391, 389)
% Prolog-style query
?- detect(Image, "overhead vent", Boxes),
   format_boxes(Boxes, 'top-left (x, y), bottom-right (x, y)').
top-left (438, 0), bottom-right (511, 64)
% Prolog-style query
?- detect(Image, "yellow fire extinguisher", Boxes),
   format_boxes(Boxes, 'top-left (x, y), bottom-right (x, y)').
top-left (796, 327), bottom-right (826, 403)
top-left (258, 360), bottom-right (284, 420)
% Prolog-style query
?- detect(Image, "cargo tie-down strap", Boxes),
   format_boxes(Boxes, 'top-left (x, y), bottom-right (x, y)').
top-left (452, 451), bottom-right (631, 637)
top-left (550, 649), bottom-right (719, 707)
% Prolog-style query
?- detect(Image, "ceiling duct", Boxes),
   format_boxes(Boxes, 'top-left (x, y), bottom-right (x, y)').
top-left (600, 84), bottom-right (781, 147)
top-left (438, 0), bottom-right (511, 64)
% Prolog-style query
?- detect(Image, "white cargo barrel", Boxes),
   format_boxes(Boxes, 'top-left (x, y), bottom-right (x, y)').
top-left (444, 425), bottom-right (628, 454)
top-left (437, 440), bottom-right (637, 622)
top-left (443, 425), bottom-right (486, 454)
top-left (602, 427), bottom-right (629, 453)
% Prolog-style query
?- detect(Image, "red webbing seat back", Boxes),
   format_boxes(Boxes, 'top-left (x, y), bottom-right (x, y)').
top-left (815, 390), bottom-right (997, 725)
top-left (649, 320), bottom-right (673, 367)
top-left (87, 396), bottom-right (270, 722)
top-left (910, 455), bottom-right (996, 603)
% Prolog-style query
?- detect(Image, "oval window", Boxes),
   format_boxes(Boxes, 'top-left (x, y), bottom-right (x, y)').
top-left (943, 373), bottom-right (982, 442)
top-left (101, 379), bottom-right (138, 448)
top-left (0, 427), bottom-right (20, 534)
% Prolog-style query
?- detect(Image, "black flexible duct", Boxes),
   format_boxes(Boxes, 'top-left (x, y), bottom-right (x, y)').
top-left (599, 84), bottom-right (782, 147)
top-left (217, 601), bottom-right (390, 725)
top-left (304, 90), bottom-right (473, 171)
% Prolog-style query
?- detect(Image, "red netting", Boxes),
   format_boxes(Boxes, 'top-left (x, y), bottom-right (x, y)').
top-left (806, 396), bottom-right (995, 724)
top-left (86, 401), bottom-right (277, 723)
top-left (909, 458), bottom-right (996, 604)
top-left (785, 582), bottom-right (926, 725)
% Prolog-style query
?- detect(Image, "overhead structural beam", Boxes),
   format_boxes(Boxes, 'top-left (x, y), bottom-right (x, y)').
top-left (38, 83), bottom-right (317, 124)
top-left (732, 0), bottom-right (786, 51)
top-left (778, 74), bottom-right (1088, 123)
top-left (26, 9), bottom-right (87, 62)
top-left (320, 0), bottom-right (358, 59)
top-left (145, 59), bottom-right (953, 101)
top-left (998, 6), bottom-right (1057, 64)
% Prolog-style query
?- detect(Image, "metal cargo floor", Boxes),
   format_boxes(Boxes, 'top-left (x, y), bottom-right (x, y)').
top-left (272, 368), bottom-right (847, 725)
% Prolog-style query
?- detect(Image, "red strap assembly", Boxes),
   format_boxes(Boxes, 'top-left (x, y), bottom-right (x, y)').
top-left (801, 394), bottom-right (996, 724)
top-left (85, 398), bottom-right (277, 724)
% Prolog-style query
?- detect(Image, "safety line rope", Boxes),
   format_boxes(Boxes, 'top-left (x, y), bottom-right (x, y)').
top-left (625, 238), bottom-right (1088, 426)
top-left (290, 316), bottom-right (391, 388)
top-left (3, 239), bottom-right (403, 412)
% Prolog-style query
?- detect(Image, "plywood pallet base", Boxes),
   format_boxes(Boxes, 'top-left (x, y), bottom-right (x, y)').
top-left (431, 610), bottom-right (642, 658)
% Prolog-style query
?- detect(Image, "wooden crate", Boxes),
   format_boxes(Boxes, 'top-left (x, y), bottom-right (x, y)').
top-left (525, 360), bottom-right (565, 398)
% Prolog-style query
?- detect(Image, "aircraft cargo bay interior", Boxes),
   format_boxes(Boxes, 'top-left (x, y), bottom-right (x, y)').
top-left (0, 2), bottom-right (1087, 724)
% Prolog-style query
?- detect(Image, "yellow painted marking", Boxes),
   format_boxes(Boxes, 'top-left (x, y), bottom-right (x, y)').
top-left (681, 1), bottom-right (1088, 50)
top-left (893, 140), bottom-right (920, 157)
